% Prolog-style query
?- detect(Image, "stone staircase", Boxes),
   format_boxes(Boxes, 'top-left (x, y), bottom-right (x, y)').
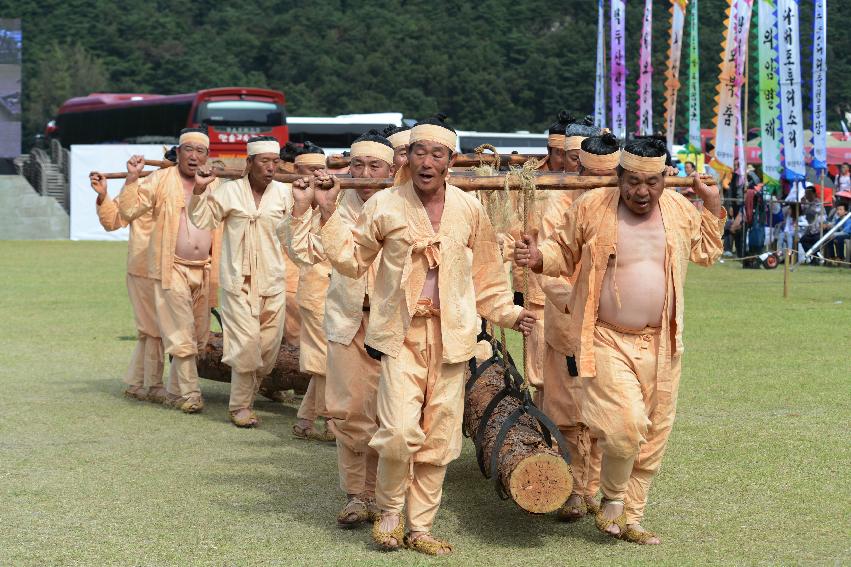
top-left (0, 175), bottom-right (69, 239)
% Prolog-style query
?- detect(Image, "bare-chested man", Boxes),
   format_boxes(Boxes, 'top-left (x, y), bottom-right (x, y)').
top-left (540, 132), bottom-right (619, 522)
top-left (515, 137), bottom-right (724, 544)
top-left (118, 128), bottom-right (221, 414)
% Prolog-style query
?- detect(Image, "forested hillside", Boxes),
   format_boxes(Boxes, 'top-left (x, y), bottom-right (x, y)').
top-left (4, 0), bottom-right (847, 147)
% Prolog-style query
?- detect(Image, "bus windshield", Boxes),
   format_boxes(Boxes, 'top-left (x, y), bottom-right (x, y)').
top-left (196, 100), bottom-right (285, 127)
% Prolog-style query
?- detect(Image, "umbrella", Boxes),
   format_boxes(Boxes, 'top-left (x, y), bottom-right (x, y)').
top-left (836, 190), bottom-right (851, 199)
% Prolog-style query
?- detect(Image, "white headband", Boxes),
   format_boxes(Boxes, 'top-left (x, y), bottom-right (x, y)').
top-left (387, 130), bottom-right (411, 149)
top-left (350, 140), bottom-right (394, 165)
top-left (294, 153), bottom-right (326, 167)
top-left (410, 123), bottom-right (457, 151)
top-left (179, 131), bottom-right (209, 148)
top-left (565, 136), bottom-right (587, 151)
top-left (579, 149), bottom-right (621, 170)
top-left (619, 150), bottom-right (667, 174)
top-left (548, 134), bottom-right (566, 149)
top-left (247, 140), bottom-right (280, 156)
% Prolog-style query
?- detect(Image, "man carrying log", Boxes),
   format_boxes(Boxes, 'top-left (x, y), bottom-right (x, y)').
top-left (89, 169), bottom-right (164, 402)
top-left (118, 128), bottom-right (222, 414)
top-left (384, 124), bottom-right (411, 170)
top-left (188, 136), bottom-right (293, 428)
top-left (287, 142), bottom-right (336, 441)
top-left (514, 137), bottom-right (724, 544)
top-left (282, 129), bottom-right (398, 528)
top-left (310, 115), bottom-right (536, 555)
top-left (503, 111), bottom-right (577, 408)
top-left (539, 132), bottom-right (618, 522)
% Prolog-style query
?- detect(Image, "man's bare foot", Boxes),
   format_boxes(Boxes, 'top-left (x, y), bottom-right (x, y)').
top-left (371, 512), bottom-right (403, 550)
top-left (622, 523), bottom-right (661, 545)
top-left (405, 531), bottom-right (453, 556)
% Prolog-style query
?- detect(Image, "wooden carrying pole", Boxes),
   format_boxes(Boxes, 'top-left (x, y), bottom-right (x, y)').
top-left (326, 153), bottom-right (542, 169)
top-left (103, 169), bottom-right (716, 191)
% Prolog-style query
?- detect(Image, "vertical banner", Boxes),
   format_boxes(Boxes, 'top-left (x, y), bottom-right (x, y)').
top-left (757, 0), bottom-right (783, 187)
top-left (733, 0), bottom-right (752, 180)
top-left (610, 0), bottom-right (627, 138)
top-left (687, 0), bottom-right (702, 153)
top-left (712, 0), bottom-right (752, 173)
top-left (637, 0), bottom-right (654, 136)
top-left (777, 0), bottom-right (805, 181)
top-left (0, 19), bottom-right (22, 158)
top-left (811, 0), bottom-right (827, 172)
top-left (664, 0), bottom-right (688, 151)
top-left (594, 0), bottom-right (607, 129)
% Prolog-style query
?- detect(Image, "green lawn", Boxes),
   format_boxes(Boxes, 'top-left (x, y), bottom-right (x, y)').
top-left (0, 241), bottom-right (849, 566)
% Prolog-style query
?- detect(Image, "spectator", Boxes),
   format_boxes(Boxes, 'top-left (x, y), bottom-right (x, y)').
top-left (824, 203), bottom-right (850, 263)
top-left (834, 163), bottom-right (851, 193)
top-left (684, 161), bottom-right (696, 176)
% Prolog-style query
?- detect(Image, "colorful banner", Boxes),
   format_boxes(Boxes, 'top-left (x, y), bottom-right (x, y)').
top-left (757, 0), bottom-right (782, 186)
top-left (733, 0), bottom-right (752, 179)
top-left (712, 0), bottom-right (753, 173)
top-left (777, 0), bottom-right (805, 181)
top-left (663, 0), bottom-right (688, 150)
top-left (687, 0), bottom-right (702, 153)
top-left (637, 0), bottom-right (654, 136)
top-left (610, 0), bottom-right (627, 138)
top-left (811, 0), bottom-right (827, 172)
top-left (594, 0), bottom-right (607, 129)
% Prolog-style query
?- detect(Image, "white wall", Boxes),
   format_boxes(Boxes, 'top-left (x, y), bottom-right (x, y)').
top-left (70, 144), bottom-right (165, 241)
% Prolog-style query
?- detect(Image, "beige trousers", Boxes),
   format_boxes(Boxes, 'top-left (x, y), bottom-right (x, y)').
top-left (124, 274), bottom-right (164, 389)
top-left (296, 306), bottom-right (328, 420)
top-left (155, 258), bottom-right (210, 398)
top-left (283, 290), bottom-right (301, 345)
top-left (580, 322), bottom-right (680, 524)
top-left (542, 346), bottom-right (601, 498)
top-left (370, 304), bottom-right (466, 532)
top-left (326, 311), bottom-right (381, 495)
top-left (221, 277), bottom-right (286, 411)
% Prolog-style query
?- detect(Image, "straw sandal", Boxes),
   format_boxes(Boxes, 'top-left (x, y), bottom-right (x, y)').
top-left (336, 496), bottom-right (369, 528)
top-left (365, 497), bottom-right (381, 522)
top-left (594, 498), bottom-right (627, 539)
top-left (230, 409), bottom-right (259, 428)
top-left (123, 385), bottom-right (147, 401)
top-left (145, 386), bottom-right (167, 404)
top-left (621, 525), bottom-right (660, 545)
top-left (404, 532), bottom-right (454, 556)
top-left (371, 513), bottom-right (404, 551)
top-left (557, 493), bottom-right (588, 522)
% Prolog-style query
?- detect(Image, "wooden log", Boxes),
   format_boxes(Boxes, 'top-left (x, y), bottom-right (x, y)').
top-left (197, 332), bottom-right (310, 395)
top-left (464, 357), bottom-right (572, 514)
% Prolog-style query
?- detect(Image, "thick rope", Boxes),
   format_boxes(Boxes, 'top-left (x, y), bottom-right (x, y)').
top-left (502, 161), bottom-right (539, 392)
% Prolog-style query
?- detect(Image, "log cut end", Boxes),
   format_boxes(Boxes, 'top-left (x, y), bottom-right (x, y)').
top-left (508, 453), bottom-right (572, 514)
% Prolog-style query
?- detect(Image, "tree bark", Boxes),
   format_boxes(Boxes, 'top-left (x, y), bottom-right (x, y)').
top-left (464, 358), bottom-right (572, 514)
top-left (196, 332), bottom-right (310, 395)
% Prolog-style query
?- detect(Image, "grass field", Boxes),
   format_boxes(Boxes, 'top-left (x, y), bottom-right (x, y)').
top-left (1, 241), bottom-right (849, 566)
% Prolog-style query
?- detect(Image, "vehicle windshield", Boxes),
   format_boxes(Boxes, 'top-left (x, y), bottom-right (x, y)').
top-left (196, 100), bottom-right (284, 126)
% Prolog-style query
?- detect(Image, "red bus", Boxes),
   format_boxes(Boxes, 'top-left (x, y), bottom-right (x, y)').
top-left (47, 87), bottom-right (288, 157)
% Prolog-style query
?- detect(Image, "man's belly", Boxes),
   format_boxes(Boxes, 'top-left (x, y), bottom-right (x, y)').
top-left (597, 261), bottom-right (665, 329)
top-left (175, 212), bottom-right (212, 261)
